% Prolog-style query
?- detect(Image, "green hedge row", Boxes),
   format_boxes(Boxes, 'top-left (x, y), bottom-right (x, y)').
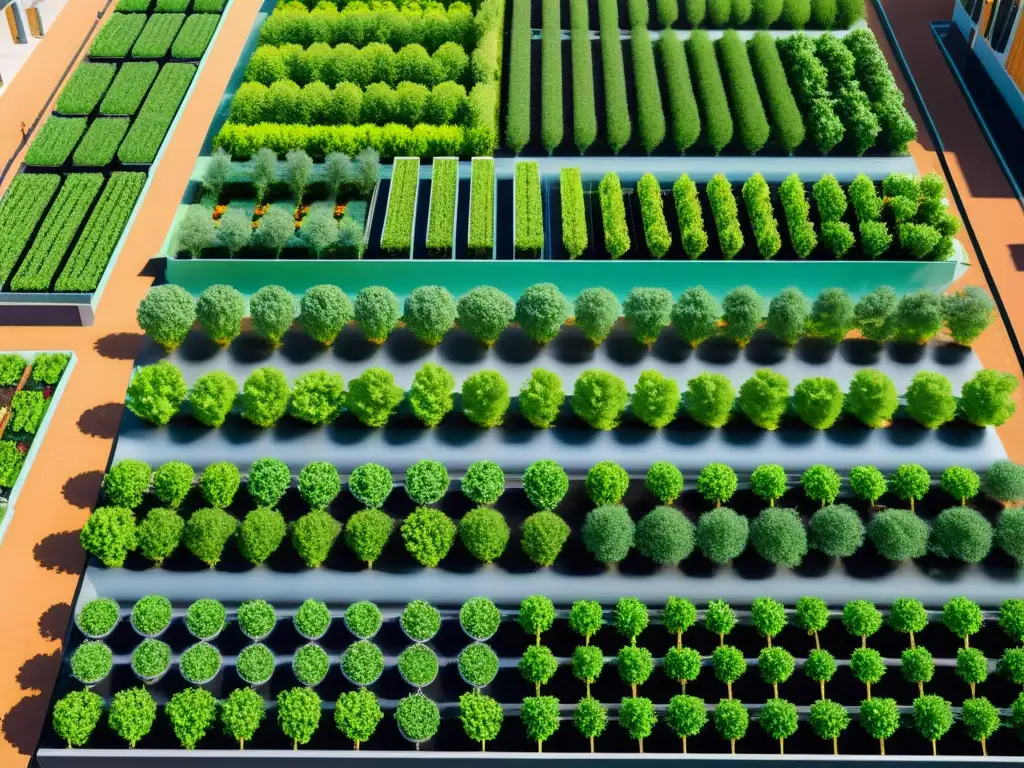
top-left (686, 30), bottom-right (732, 154)
top-left (131, 13), bottom-right (184, 58)
top-left (380, 158), bottom-right (419, 254)
top-left (747, 32), bottom-right (804, 154)
top-left (569, 0), bottom-right (597, 153)
top-left (678, 0), bottom-right (865, 28)
top-left (598, 172), bottom-right (630, 258)
top-left (717, 31), bottom-right (769, 154)
top-left (100, 62), bottom-right (159, 116)
top-left (55, 63), bottom-right (116, 115)
top-left (843, 29), bottom-right (917, 154)
top-left (741, 173), bottom-right (781, 259)
top-left (230, 80), bottom-right (472, 128)
top-left (213, 121), bottom-right (484, 160)
top-left (244, 41), bottom-right (471, 89)
top-left (560, 168), bottom-right (588, 259)
top-left (467, 157), bottom-right (494, 254)
top-left (170, 12), bottom-right (220, 59)
top-left (90, 13), bottom-right (147, 58)
top-left (426, 158), bottom-right (458, 256)
top-left (673, 174), bottom-right (708, 258)
top-left (637, 173), bottom-right (671, 258)
top-left (778, 173), bottom-right (817, 258)
top-left (814, 34), bottom-right (880, 155)
top-left (541, 0), bottom-right (563, 153)
top-left (24, 117), bottom-right (86, 167)
top-left (0, 175), bottom-right (61, 288)
top-left (55, 172), bottom-right (147, 293)
top-left (9, 175), bottom-right (104, 292)
top-left (118, 62), bottom-right (196, 164)
top-left (505, 0), bottom-right (531, 153)
top-left (515, 161), bottom-right (544, 256)
top-left (706, 173), bottom-right (743, 258)
top-left (73, 118), bottom-right (130, 167)
top-left (658, 30), bottom-right (700, 153)
top-left (776, 34), bottom-right (844, 154)
top-left (631, 26), bottom-right (667, 154)
top-left (598, 0), bottom-right (632, 153)
top-left (257, 2), bottom-right (476, 53)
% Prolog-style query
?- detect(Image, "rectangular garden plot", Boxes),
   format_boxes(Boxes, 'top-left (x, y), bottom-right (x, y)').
top-left (72, 118), bottom-right (130, 167)
top-left (380, 158), bottom-right (420, 257)
top-left (0, 174), bottom-right (61, 287)
top-left (514, 161), bottom-right (543, 258)
top-left (117, 62), bottom-right (196, 164)
top-left (54, 63), bottom-right (117, 116)
top-left (100, 62), bottom-right (160, 116)
top-left (170, 13), bottom-right (219, 59)
top-left (131, 13), bottom-right (185, 58)
top-left (89, 13), bottom-right (148, 58)
top-left (426, 158), bottom-right (458, 258)
top-left (24, 117), bottom-right (87, 167)
top-left (467, 157), bottom-right (495, 258)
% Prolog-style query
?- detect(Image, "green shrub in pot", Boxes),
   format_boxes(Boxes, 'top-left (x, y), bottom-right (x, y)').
top-left (294, 599), bottom-right (331, 640)
top-left (293, 643), bottom-right (330, 687)
top-left (179, 642), bottom-right (223, 684)
top-left (70, 641), bottom-right (113, 685)
top-left (398, 644), bottom-right (439, 687)
top-left (76, 598), bottom-right (120, 639)
top-left (395, 693), bottom-right (440, 744)
top-left (460, 597), bottom-right (501, 641)
top-left (458, 642), bottom-right (499, 687)
top-left (238, 599), bottom-right (277, 640)
top-left (185, 599), bottom-right (226, 640)
top-left (237, 643), bottom-right (276, 685)
top-left (342, 640), bottom-right (385, 686)
top-left (131, 595), bottom-right (171, 637)
top-left (345, 601), bottom-right (382, 639)
top-left (401, 600), bottom-right (441, 643)
top-left (131, 639), bottom-right (171, 681)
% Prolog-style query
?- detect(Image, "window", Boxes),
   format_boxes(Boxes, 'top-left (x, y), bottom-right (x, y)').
top-left (988, 0), bottom-right (1021, 52)
top-left (962, 0), bottom-right (984, 23)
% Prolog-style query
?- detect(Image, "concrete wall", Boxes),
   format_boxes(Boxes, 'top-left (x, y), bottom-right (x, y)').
top-left (973, 29), bottom-right (1024, 125)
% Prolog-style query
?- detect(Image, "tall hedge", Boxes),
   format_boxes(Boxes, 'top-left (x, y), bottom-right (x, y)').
top-left (742, 173), bottom-right (781, 259)
top-left (561, 168), bottom-right (588, 259)
top-left (687, 30), bottom-right (733, 154)
top-left (599, 172), bottom-right (631, 259)
top-left (748, 32), bottom-right (804, 153)
top-left (707, 174), bottom-right (743, 258)
top-left (659, 30), bottom-right (700, 153)
top-left (778, 173), bottom-right (817, 258)
top-left (843, 29), bottom-right (917, 154)
top-left (815, 33), bottom-right (880, 155)
top-left (541, 0), bottom-right (564, 154)
top-left (505, 0), bottom-right (532, 153)
top-left (631, 26), bottom-right (667, 153)
top-left (717, 31), bottom-right (769, 154)
top-left (637, 173), bottom-right (672, 258)
top-left (657, 0), bottom-right (679, 26)
top-left (777, 34), bottom-right (844, 154)
top-left (673, 174), bottom-right (709, 258)
top-left (599, 0), bottom-right (633, 152)
top-left (570, 0), bottom-right (598, 153)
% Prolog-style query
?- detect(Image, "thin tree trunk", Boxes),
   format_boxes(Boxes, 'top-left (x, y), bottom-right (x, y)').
top-left (677, 630), bottom-right (681, 650)
top-left (536, 631), bottom-right (541, 645)
top-left (632, 683), bottom-right (637, 698)
top-left (717, 500), bottom-right (721, 508)
top-left (590, 736), bottom-right (594, 753)
top-left (982, 737), bottom-right (988, 757)
top-left (820, 680), bottom-right (826, 699)
top-left (833, 736), bottom-right (838, 755)
top-left (585, 635), bottom-right (590, 646)
top-left (910, 631), bottom-right (915, 650)
top-left (731, 739), bottom-right (736, 755)
top-left (683, 736), bottom-right (687, 754)
top-left (815, 631), bottom-right (820, 650)
top-left (586, 681), bottom-right (591, 697)
top-left (880, 738), bottom-right (886, 756)
top-left (770, 498), bottom-right (774, 507)
top-left (536, 683), bottom-right (540, 696)
top-left (538, 741), bottom-right (543, 753)
top-left (773, 682), bottom-right (779, 698)
top-left (639, 738), bottom-right (644, 753)
top-left (293, 741), bottom-right (298, 751)
top-left (728, 682), bottom-right (733, 699)
top-left (911, 498), bottom-right (915, 512)
top-left (932, 739), bottom-right (937, 757)
top-left (779, 737), bottom-right (785, 754)
top-left (240, 739), bottom-right (244, 751)
top-left (719, 633), bottom-right (724, 646)
top-left (355, 742), bottom-right (360, 751)
top-left (482, 741), bottom-right (486, 752)
top-left (971, 681), bottom-right (976, 698)
top-left (862, 636), bottom-right (867, 649)
top-left (866, 682), bottom-right (872, 700)
top-left (682, 680), bottom-right (686, 693)
top-left (965, 636), bottom-right (970, 649)
top-left (918, 682), bottom-right (924, 696)
top-left (768, 636), bottom-right (772, 648)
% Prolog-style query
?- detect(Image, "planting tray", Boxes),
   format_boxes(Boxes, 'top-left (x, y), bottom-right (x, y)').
top-left (37, 592), bottom-right (1024, 764)
top-left (113, 327), bottom-right (1007, 476)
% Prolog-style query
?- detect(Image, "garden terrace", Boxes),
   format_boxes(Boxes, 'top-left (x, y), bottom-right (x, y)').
top-left (0, 0), bottom-right (228, 321)
top-left (37, 594), bottom-right (1024, 759)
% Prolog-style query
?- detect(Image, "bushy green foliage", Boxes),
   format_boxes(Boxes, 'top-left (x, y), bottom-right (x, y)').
top-left (407, 363), bottom-right (454, 428)
top-left (635, 506), bottom-right (695, 564)
top-left (748, 32), bottom-right (805, 152)
top-left (572, 369), bottom-right (629, 429)
top-left (809, 504), bottom-right (864, 557)
top-left (860, 697), bottom-right (900, 741)
top-left (520, 696), bottom-right (561, 747)
top-left (960, 369), bottom-right (1019, 427)
top-left (354, 286), bottom-right (401, 343)
top-left (751, 464), bottom-right (788, 506)
top-left (671, 286), bottom-right (720, 346)
top-left (795, 596), bottom-right (829, 636)
top-left (573, 288), bottom-right (620, 344)
top-left (751, 507), bottom-right (808, 566)
top-left (53, 690), bottom-right (104, 748)
top-left (687, 32), bottom-right (733, 154)
top-left (766, 287), bottom-right (808, 346)
top-left (240, 367), bottom-right (290, 428)
top-left (516, 283), bottom-right (572, 344)
top-left (631, 370), bottom-right (682, 428)
top-left (126, 362), bottom-right (187, 425)
top-left (672, 175), bottom-right (709, 257)
top-left (80, 506), bottom-right (138, 567)
top-left (344, 508), bottom-right (392, 567)
top-left (646, 462), bottom-right (683, 503)
top-left (582, 504), bottom-right (635, 564)
top-left (401, 506), bottom-right (456, 567)
top-left (718, 32), bottom-right (770, 154)
top-left (347, 368), bottom-right (404, 427)
top-left (714, 698), bottom-right (749, 744)
top-left (521, 511), bottom-right (571, 566)
top-left (298, 285), bottom-right (352, 346)
top-left (942, 286), bottom-right (994, 345)
top-left (137, 507), bottom-right (184, 565)
top-left (461, 460), bottom-right (505, 505)
top-left (518, 369), bottom-right (564, 429)
top-left (461, 370), bottom-right (510, 428)
top-left (707, 175), bottom-right (744, 258)
top-left (249, 286), bottom-right (296, 347)
top-left (849, 465), bottom-right (886, 507)
top-left (598, 172), bottom-right (630, 258)
top-left (103, 460), bottom-right (152, 509)
top-left (137, 284), bottom-right (196, 352)
top-left (846, 369), bottom-right (899, 428)
top-left (631, 30), bottom-right (667, 154)
top-left (905, 371), bottom-right (957, 428)
top-left (778, 173), bottom-right (817, 258)
top-left (697, 463), bottom-right (738, 506)
top-left (801, 464), bottom-right (841, 507)
top-left (792, 376), bottom-right (844, 429)
top-left (189, 372), bottom-right (238, 428)
top-left (624, 287), bottom-right (672, 345)
top-left (751, 596), bottom-right (787, 640)
top-left (459, 507), bottom-right (509, 563)
top-left (685, 372), bottom-right (735, 428)
top-left (999, 508), bottom-right (1024, 565)
top-left (696, 507), bottom-right (748, 563)
top-left (585, 462), bottom-right (629, 505)
top-left (108, 687), bottom-right (157, 747)
top-left (929, 506), bottom-right (993, 563)
top-left (458, 287), bottom-right (515, 346)
top-left (889, 463), bottom-right (930, 511)
top-left (721, 286), bottom-right (762, 346)
top-left (404, 286), bottom-right (457, 347)
top-left (809, 287), bottom-right (855, 343)
top-left (183, 507), bottom-right (238, 567)
top-left (868, 508), bottom-right (929, 561)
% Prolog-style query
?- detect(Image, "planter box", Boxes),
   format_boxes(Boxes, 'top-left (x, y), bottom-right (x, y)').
top-left (466, 156), bottom-right (497, 260)
top-left (379, 157), bottom-right (420, 258)
top-left (425, 158), bottom-right (459, 260)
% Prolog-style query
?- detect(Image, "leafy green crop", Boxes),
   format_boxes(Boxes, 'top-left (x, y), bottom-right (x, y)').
top-left (380, 158), bottom-right (419, 254)
top-left (24, 117), bottom-right (87, 167)
top-left (425, 158), bottom-right (457, 256)
top-left (55, 63), bottom-right (116, 115)
top-left (72, 118), bottom-right (130, 167)
top-left (170, 13), bottom-right (219, 59)
top-left (100, 62), bottom-right (159, 116)
top-left (0, 174), bottom-right (61, 287)
top-left (131, 14), bottom-right (185, 59)
top-left (467, 157), bottom-right (493, 254)
top-left (514, 161), bottom-right (544, 257)
top-left (90, 13), bottom-right (147, 58)
top-left (118, 63), bottom-right (196, 164)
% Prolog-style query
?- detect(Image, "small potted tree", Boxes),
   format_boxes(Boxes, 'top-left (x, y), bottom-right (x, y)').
top-left (712, 645), bottom-right (745, 699)
top-left (705, 600), bottom-right (736, 646)
top-left (70, 641), bottom-right (113, 686)
top-left (665, 646), bottom-right (701, 693)
top-left (335, 689), bottom-right (384, 750)
top-left (714, 698), bottom-right (748, 755)
top-left (237, 599), bottom-right (277, 641)
top-left (165, 688), bottom-right (217, 749)
top-left (805, 648), bottom-right (837, 699)
top-left (459, 642), bottom-right (499, 688)
top-left (962, 696), bottom-right (1000, 756)
top-left (294, 599), bottom-right (332, 641)
top-left (460, 597), bottom-right (501, 641)
top-left (942, 596), bottom-right (983, 648)
top-left (956, 647), bottom-right (988, 697)
top-left (401, 600), bottom-right (441, 643)
top-left (618, 644), bottom-right (654, 698)
top-left (759, 647), bottom-right (795, 699)
top-left (52, 690), bottom-right (103, 748)
top-left (568, 600), bottom-right (603, 645)
top-left (901, 646), bottom-right (934, 696)
top-left (851, 647), bottom-right (885, 699)
top-left (293, 643), bottom-right (330, 687)
top-left (664, 597), bottom-right (696, 649)
top-left (236, 643), bottom-right (276, 686)
top-left (750, 464), bottom-right (787, 508)
top-left (519, 595), bottom-right (556, 645)
top-left (344, 601), bottom-right (382, 639)
top-left (75, 598), bottom-right (120, 640)
top-left (185, 599), bottom-right (226, 641)
top-left (645, 462), bottom-right (683, 504)
top-left (220, 687), bottom-right (265, 749)
top-left (614, 598), bottom-right (649, 645)
top-left (889, 597), bottom-right (928, 649)
top-left (130, 595), bottom-right (172, 638)
top-left (342, 640), bottom-right (385, 687)
top-left (108, 687), bottom-right (156, 748)
top-left (912, 694), bottom-right (953, 756)
top-left (795, 596), bottom-right (829, 650)
top-left (808, 698), bottom-right (849, 755)
top-left (179, 642), bottom-right (223, 685)
top-left (666, 694), bottom-right (706, 754)
top-left (751, 597), bottom-right (786, 647)
top-left (520, 645), bottom-right (558, 695)
top-left (843, 600), bottom-right (883, 649)
top-left (572, 645), bottom-right (604, 696)
top-left (573, 697), bottom-right (607, 753)
top-left (398, 645), bottom-right (439, 689)
top-left (277, 687), bottom-right (322, 750)
top-left (131, 638), bottom-right (171, 684)
top-left (860, 696), bottom-right (900, 755)
top-left (458, 691), bottom-right (503, 751)
top-left (759, 697), bottom-right (798, 754)
top-left (521, 695), bottom-right (560, 753)
top-left (395, 693), bottom-right (440, 749)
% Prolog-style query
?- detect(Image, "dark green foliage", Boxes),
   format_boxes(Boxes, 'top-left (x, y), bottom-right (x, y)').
top-left (808, 287), bottom-right (854, 344)
top-left (843, 29), bottom-right (917, 153)
top-left (598, 0), bottom-right (632, 152)
top-left (137, 284), bottom-right (196, 352)
top-left (623, 287), bottom-right (672, 345)
top-left (929, 506), bottom-right (992, 563)
top-left (766, 287), bottom-right (809, 346)
top-left (777, 34), bottom-right (844, 153)
top-left (660, 31), bottom-right (701, 153)
top-left (635, 506), bottom-right (695, 564)
top-left (671, 286), bottom-right (720, 347)
top-left (985, 460), bottom-right (1024, 503)
top-left (196, 285), bottom-right (245, 346)
top-left (942, 286), bottom-right (994, 345)
top-left (721, 286), bottom-right (761, 346)
top-left (999, 508), bottom-right (1024, 565)
top-left (696, 507), bottom-right (748, 563)
top-left (521, 511), bottom-right (571, 566)
top-left (250, 286), bottom-right (296, 347)
top-left (516, 283), bottom-right (572, 345)
top-left (573, 288), bottom-right (621, 344)
top-left (459, 507), bottom-right (510, 563)
top-left (868, 508), bottom-right (929, 561)
top-left (183, 507), bottom-right (238, 567)
top-left (299, 285), bottom-right (352, 346)
top-left (570, 0), bottom-right (597, 152)
top-left (631, 28), bottom-right (667, 154)
top-left (581, 504), bottom-right (635, 564)
top-left (718, 31), bottom-right (769, 154)
top-left (404, 286), bottom-right (456, 347)
top-left (809, 504), bottom-right (864, 557)
top-left (354, 286), bottom-right (401, 343)
top-left (751, 506), bottom-right (807, 566)
top-left (505, 0), bottom-right (531, 152)
top-left (854, 286), bottom-right (897, 342)
top-left (748, 32), bottom-right (805, 153)
top-left (248, 457), bottom-right (290, 507)
top-left (688, 31), bottom-right (733, 154)
top-left (458, 287), bottom-right (516, 346)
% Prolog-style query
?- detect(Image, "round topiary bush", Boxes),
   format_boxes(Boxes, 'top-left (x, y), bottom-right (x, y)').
top-left (750, 507), bottom-right (808, 567)
top-left (404, 286), bottom-right (457, 346)
top-left (103, 460), bottom-right (152, 509)
top-left (808, 504), bottom-right (865, 558)
top-left (520, 511), bottom-right (571, 566)
top-left (199, 462), bottom-right (240, 508)
top-left (241, 368), bottom-right (290, 428)
top-left (523, 460), bottom-right (568, 511)
top-left (291, 509), bottom-right (342, 567)
top-left (405, 460), bottom-right (450, 505)
top-left (126, 362), bottom-right (187, 425)
top-left (347, 368), bottom-right (404, 427)
top-left (997, 508), bottom-right (1024, 565)
top-left (696, 507), bottom-right (748, 564)
top-left (574, 287), bottom-right (622, 344)
top-left (236, 642), bottom-right (275, 685)
top-left (461, 370), bottom-right (510, 428)
top-left (294, 599), bottom-right (332, 640)
top-left (401, 507), bottom-right (457, 567)
top-left (457, 286), bottom-right (516, 346)
top-left (696, 463), bottom-right (738, 507)
top-left (237, 599), bottom-right (277, 640)
top-left (249, 286), bottom-right (297, 347)
top-left (298, 462), bottom-right (341, 510)
top-left (196, 284), bottom-right (245, 347)
top-left (80, 506), bottom-right (138, 567)
top-left (288, 371), bottom-right (346, 425)
top-left (344, 508), bottom-right (393, 567)
top-left (71, 641), bottom-right (113, 685)
top-left (572, 370), bottom-right (629, 430)
top-left (581, 504), bottom-right (635, 565)
top-left (188, 372), bottom-right (238, 428)
top-left (399, 600), bottom-right (440, 643)
top-left (631, 369), bottom-right (682, 428)
top-left (179, 642), bottom-right (223, 684)
top-left (940, 466), bottom-right (981, 506)
top-left (409, 363), bottom-right (455, 427)
top-left (354, 286), bottom-right (401, 343)
top-left (983, 460), bottom-right (1024, 505)
top-left (459, 643), bottom-right (499, 687)
top-left (516, 283), bottom-right (572, 344)
top-left (459, 507), bottom-right (510, 563)
top-left (248, 457), bottom-right (291, 507)
top-left (585, 462), bottom-right (629, 505)
top-left (737, 369), bottom-right (789, 430)
top-left (342, 640), bottom-right (385, 686)
top-left (298, 284), bottom-right (353, 346)
top-left (152, 461), bottom-right (193, 509)
top-left (518, 368), bottom-right (565, 428)
top-left (237, 506), bottom-right (286, 565)
top-left (635, 506), bottom-right (695, 565)
top-left (684, 373), bottom-right (735, 428)
top-left (138, 508), bottom-right (183, 566)
top-left (348, 463), bottom-right (392, 508)
top-left (137, 285), bottom-right (196, 352)
top-left (868, 509), bottom-right (930, 561)
top-left (929, 506), bottom-right (993, 563)
top-left (460, 597), bottom-right (501, 641)
top-left (845, 369), bottom-right (899, 428)
top-left (793, 377), bottom-right (844, 429)
top-left (645, 462), bottom-right (683, 503)
top-left (461, 461), bottom-right (504, 505)
top-left (623, 287), bottom-right (673, 345)
top-left (76, 598), bottom-right (120, 639)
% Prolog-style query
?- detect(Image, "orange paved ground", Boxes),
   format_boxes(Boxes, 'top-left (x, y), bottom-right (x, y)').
top-left (0, 0), bottom-right (112, 194)
top-left (0, 0), bottom-right (1023, 762)
top-left (0, 0), bottom-right (261, 763)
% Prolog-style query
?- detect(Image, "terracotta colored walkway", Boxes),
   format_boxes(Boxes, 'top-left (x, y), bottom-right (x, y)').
top-left (0, 1), bottom-right (261, 764)
top-left (0, 0), bottom-right (112, 194)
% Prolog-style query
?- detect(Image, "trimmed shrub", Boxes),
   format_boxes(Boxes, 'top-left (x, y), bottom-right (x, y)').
top-left (582, 504), bottom-right (634, 564)
top-left (672, 286), bottom-right (720, 346)
top-left (183, 507), bottom-right (238, 567)
top-left (632, 27), bottom-right (667, 154)
top-left (894, 291), bottom-right (943, 344)
top-left (598, 172), bottom-right (631, 259)
top-left (636, 505), bottom-right (695, 564)
top-left (523, 460), bottom-right (569, 511)
top-left (401, 506), bottom-right (457, 567)
top-left (505, 0), bottom-right (531, 152)
top-left (687, 31), bottom-right (733, 154)
top-left (347, 368), bottom-right (404, 427)
top-left (697, 462), bottom-right (738, 506)
top-left (137, 284), bottom-right (196, 352)
top-left (672, 175), bottom-right (708, 258)
top-left (409, 363), bottom-right (455, 428)
top-left (778, 174), bottom-right (817, 258)
top-left (298, 285), bottom-right (352, 346)
top-left (777, 34), bottom-right (844, 153)
top-left (632, 370), bottom-right (682, 428)
top-left (801, 464), bottom-right (841, 507)
top-left (809, 287), bottom-right (855, 343)
top-left (104, 460), bottom-right (152, 509)
top-left (685, 372), bottom-right (735, 428)
top-left (516, 283), bottom-right (571, 344)
top-left (637, 174), bottom-right (672, 258)
top-left (748, 32), bottom-right (804, 153)
top-left (403, 286), bottom-right (456, 347)
top-left (960, 369), bottom-right (1018, 427)
top-left (929, 506), bottom-right (993, 563)
top-left (659, 31), bottom-right (701, 154)
top-left (855, 286), bottom-right (897, 342)
top-left (240, 368), bottom-right (290, 428)
top-left (793, 376), bottom-right (844, 429)
top-left (250, 285), bottom-right (296, 347)
top-left (348, 463), bottom-right (392, 508)
top-left (238, 506), bottom-right (286, 565)
top-left (126, 362), bottom-right (187, 425)
top-left (570, 0), bottom-right (598, 152)
top-left (196, 285), bottom-right (245, 346)
top-left (460, 506), bottom-right (510, 563)
top-left (696, 506), bottom-right (748, 563)
top-left (721, 286), bottom-right (762, 347)
top-left (354, 286), bottom-right (401, 344)
top-left (344, 508), bottom-right (392, 567)
top-left (585, 462), bottom-right (630, 505)
top-left (868, 508), bottom-right (929, 561)
top-left (462, 370), bottom-right (511, 428)
top-left (846, 369), bottom-right (899, 428)
top-left (574, 288), bottom-right (621, 344)
top-left (298, 462), bottom-right (340, 510)
top-left (738, 368), bottom-right (789, 430)
top-left (458, 286), bottom-right (516, 346)
top-left (521, 510), bottom-right (571, 566)
top-left (707, 175), bottom-right (743, 258)
top-left (573, 370), bottom-right (629, 430)
top-left (518, 368), bottom-right (565, 428)
top-left (809, 503), bottom-right (864, 557)
top-left (289, 371), bottom-right (345, 426)
top-left (751, 464), bottom-right (788, 506)
top-left (742, 173), bottom-right (781, 258)
top-left (843, 29), bottom-right (917, 153)
top-left (137, 507), bottom-right (184, 565)
top-left (624, 287), bottom-right (673, 345)
top-left (646, 462), bottom-right (684, 503)
top-left (905, 371), bottom-right (957, 429)
top-left (849, 465), bottom-right (888, 510)
top-left (189, 372), bottom-right (238, 428)
top-left (766, 287), bottom-right (809, 346)
top-left (942, 286), bottom-right (994, 345)
top-left (405, 460), bottom-right (450, 505)
top-left (718, 31), bottom-right (769, 154)
top-left (750, 506), bottom-right (807, 566)
top-left (81, 513), bottom-right (137, 570)
top-left (598, 0), bottom-right (632, 152)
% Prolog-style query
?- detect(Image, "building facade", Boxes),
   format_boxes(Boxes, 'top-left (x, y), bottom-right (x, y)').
top-left (953, 0), bottom-right (1024, 125)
